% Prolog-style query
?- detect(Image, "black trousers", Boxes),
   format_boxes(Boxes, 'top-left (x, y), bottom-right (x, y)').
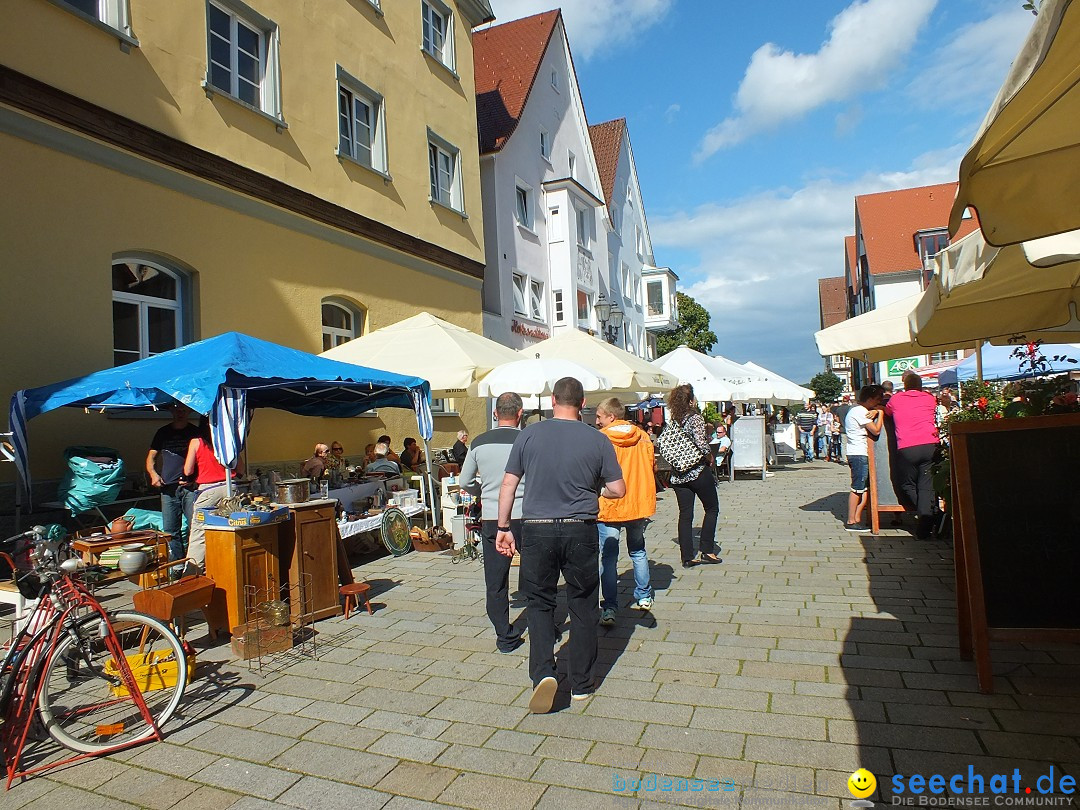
top-left (519, 522), bottom-right (599, 694)
top-left (672, 468), bottom-right (719, 563)
top-left (896, 442), bottom-right (937, 518)
top-left (481, 519), bottom-right (521, 648)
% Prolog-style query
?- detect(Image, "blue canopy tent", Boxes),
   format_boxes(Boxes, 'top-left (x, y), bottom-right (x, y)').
top-left (938, 342), bottom-right (1080, 385)
top-left (9, 332), bottom-right (434, 511)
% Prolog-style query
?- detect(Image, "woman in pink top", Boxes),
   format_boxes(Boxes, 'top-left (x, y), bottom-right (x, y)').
top-left (884, 371), bottom-right (939, 538)
top-left (182, 416), bottom-right (243, 574)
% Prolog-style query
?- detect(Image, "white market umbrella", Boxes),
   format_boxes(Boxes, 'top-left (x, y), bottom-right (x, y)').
top-left (949, 0), bottom-right (1080, 246)
top-left (320, 311), bottom-right (520, 397)
top-left (742, 361), bottom-right (815, 404)
top-left (653, 346), bottom-right (739, 401)
top-left (526, 329), bottom-right (675, 393)
top-left (476, 357), bottom-right (610, 397)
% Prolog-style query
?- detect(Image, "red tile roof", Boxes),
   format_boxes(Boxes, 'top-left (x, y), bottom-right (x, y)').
top-left (818, 276), bottom-right (848, 330)
top-left (844, 235), bottom-right (858, 294)
top-left (473, 10), bottom-right (561, 154)
top-left (589, 118), bottom-right (625, 212)
top-left (855, 182), bottom-right (981, 275)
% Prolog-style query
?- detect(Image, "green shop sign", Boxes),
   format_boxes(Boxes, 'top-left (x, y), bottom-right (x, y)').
top-left (886, 357), bottom-right (921, 375)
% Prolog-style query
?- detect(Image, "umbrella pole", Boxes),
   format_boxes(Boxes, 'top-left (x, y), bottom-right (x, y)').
top-left (423, 438), bottom-right (438, 528)
top-left (975, 342), bottom-right (984, 383)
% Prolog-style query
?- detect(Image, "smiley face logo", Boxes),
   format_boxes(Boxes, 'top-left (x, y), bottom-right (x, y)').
top-left (847, 768), bottom-right (876, 799)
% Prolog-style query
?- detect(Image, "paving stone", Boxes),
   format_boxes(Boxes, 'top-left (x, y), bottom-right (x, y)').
top-left (586, 696), bottom-right (694, 727)
top-left (187, 725), bottom-right (297, 764)
top-left (261, 674), bottom-right (360, 703)
top-left (179, 785), bottom-right (244, 810)
top-left (638, 725), bottom-right (744, 759)
top-left (368, 731), bottom-right (450, 763)
top-left (275, 776), bottom-right (390, 810)
top-left (347, 685), bottom-right (444, 714)
top-left (535, 735), bottom-right (594, 762)
top-left (45, 756), bottom-right (131, 790)
top-left (484, 729), bottom-right (546, 755)
top-left (382, 798), bottom-right (460, 810)
top-left (691, 706), bottom-right (827, 741)
top-left (653, 683), bottom-right (769, 712)
top-left (638, 749), bottom-right (699, 778)
top-left (374, 761), bottom-right (459, 801)
top-left (437, 721), bottom-right (497, 746)
top-left (434, 742), bottom-right (541, 780)
top-left (363, 709), bottom-right (452, 738)
top-left (587, 742), bottom-right (646, 769)
top-left (192, 758), bottom-right (301, 800)
top-left (269, 739), bottom-right (398, 786)
top-left (535, 785), bottom-right (641, 809)
top-left (743, 736), bottom-right (891, 773)
top-left (427, 696), bottom-right (530, 728)
top-left (97, 768), bottom-right (200, 809)
top-left (302, 720), bottom-right (385, 751)
top-left (518, 713), bottom-right (645, 744)
top-left (127, 742), bottom-right (221, 779)
top-left (251, 713), bottom-right (322, 738)
top-left (16, 784), bottom-right (135, 810)
top-left (438, 771), bottom-right (547, 810)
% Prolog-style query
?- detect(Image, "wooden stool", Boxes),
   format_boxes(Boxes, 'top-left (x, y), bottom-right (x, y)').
top-left (133, 574), bottom-right (227, 641)
top-left (340, 582), bottom-right (373, 618)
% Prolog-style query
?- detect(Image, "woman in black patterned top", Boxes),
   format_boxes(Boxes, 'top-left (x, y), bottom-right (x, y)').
top-left (667, 384), bottom-right (722, 568)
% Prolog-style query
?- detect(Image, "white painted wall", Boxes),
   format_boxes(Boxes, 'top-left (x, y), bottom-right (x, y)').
top-left (870, 272), bottom-right (924, 385)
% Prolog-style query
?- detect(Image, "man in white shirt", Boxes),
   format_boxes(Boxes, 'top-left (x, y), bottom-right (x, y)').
top-left (844, 386), bottom-right (885, 532)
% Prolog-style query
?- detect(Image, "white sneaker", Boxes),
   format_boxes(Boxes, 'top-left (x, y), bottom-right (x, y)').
top-left (529, 676), bottom-right (558, 714)
top-left (631, 597), bottom-right (653, 611)
top-left (571, 691), bottom-right (592, 701)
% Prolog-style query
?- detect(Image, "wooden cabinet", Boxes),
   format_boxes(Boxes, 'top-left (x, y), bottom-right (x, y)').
top-left (205, 523), bottom-right (282, 631)
top-left (281, 501), bottom-right (341, 622)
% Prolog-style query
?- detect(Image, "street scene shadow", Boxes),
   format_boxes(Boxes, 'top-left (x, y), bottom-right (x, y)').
top-left (799, 492), bottom-right (848, 523)
top-left (842, 534), bottom-right (1080, 805)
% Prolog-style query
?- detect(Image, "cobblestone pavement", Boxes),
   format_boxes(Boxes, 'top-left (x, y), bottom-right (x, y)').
top-left (6, 460), bottom-right (1080, 809)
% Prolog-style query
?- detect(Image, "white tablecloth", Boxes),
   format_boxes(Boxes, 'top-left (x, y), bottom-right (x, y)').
top-left (337, 503), bottom-right (424, 539)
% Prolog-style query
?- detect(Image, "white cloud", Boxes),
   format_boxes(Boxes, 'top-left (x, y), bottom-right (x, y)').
top-left (650, 147), bottom-right (964, 381)
top-left (488, 0), bottom-right (674, 61)
top-left (906, 4), bottom-right (1033, 111)
top-left (664, 103), bottom-right (681, 124)
top-left (696, 0), bottom-right (938, 160)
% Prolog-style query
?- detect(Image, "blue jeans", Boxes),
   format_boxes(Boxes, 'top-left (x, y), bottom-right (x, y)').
top-left (598, 519), bottom-right (652, 610)
top-left (816, 433), bottom-right (827, 458)
top-left (160, 484), bottom-right (197, 562)
top-left (799, 431), bottom-right (814, 461)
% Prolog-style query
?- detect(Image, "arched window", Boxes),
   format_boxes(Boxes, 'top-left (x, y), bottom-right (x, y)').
top-left (112, 259), bottom-right (187, 366)
top-left (321, 299), bottom-right (365, 351)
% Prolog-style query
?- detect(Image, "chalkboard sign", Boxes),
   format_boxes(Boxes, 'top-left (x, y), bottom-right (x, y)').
top-left (866, 413), bottom-right (905, 533)
top-left (952, 413), bottom-right (1080, 693)
top-left (730, 416), bottom-right (766, 481)
top-left (773, 423), bottom-right (797, 459)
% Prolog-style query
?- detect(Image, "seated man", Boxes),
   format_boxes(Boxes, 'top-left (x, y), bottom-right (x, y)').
top-left (377, 434), bottom-right (401, 464)
top-left (300, 443), bottom-right (329, 481)
top-left (365, 442), bottom-right (401, 476)
top-left (399, 438), bottom-right (425, 473)
top-left (713, 424), bottom-right (732, 469)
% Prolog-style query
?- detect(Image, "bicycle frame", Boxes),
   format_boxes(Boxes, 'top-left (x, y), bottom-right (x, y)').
top-left (1, 570), bottom-right (164, 788)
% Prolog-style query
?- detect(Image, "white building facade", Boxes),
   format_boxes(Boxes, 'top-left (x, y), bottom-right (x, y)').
top-left (473, 11), bottom-right (674, 358)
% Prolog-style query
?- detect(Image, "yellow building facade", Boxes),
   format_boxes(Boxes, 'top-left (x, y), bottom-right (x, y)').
top-left (0, 0), bottom-right (494, 482)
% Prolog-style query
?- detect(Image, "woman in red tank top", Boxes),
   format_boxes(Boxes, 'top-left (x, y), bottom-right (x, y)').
top-left (181, 417), bottom-right (242, 574)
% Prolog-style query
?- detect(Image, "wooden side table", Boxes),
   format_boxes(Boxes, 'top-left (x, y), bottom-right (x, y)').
top-left (204, 522), bottom-right (283, 631)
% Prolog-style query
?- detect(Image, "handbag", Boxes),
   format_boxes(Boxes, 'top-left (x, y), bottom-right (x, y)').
top-left (656, 418), bottom-right (706, 473)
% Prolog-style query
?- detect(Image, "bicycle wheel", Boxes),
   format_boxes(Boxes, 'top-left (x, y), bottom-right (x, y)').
top-left (38, 610), bottom-right (187, 754)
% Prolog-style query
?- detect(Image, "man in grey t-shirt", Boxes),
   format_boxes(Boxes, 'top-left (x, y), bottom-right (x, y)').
top-left (497, 377), bottom-right (625, 714)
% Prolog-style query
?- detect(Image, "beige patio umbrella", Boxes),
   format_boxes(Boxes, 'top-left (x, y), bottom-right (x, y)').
top-left (949, 0), bottom-right (1080, 245)
top-left (911, 243), bottom-right (1080, 347)
top-left (814, 292), bottom-right (967, 364)
top-left (525, 329), bottom-right (676, 393)
top-left (320, 311), bottom-right (520, 397)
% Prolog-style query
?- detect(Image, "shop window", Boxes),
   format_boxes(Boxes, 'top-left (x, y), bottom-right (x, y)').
top-left (321, 299), bottom-right (365, 351)
top-left (206, 0), bottom-right (283, 120)
top-left (111, 260), bottom-right (186, 366)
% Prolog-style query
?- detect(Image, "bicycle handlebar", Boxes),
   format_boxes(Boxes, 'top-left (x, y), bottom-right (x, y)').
top-left (2, 526), bottom-right (47, 547)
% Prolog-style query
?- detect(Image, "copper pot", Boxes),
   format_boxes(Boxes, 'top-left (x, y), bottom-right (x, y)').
top-left (275, 478), bottom-right (310, 504)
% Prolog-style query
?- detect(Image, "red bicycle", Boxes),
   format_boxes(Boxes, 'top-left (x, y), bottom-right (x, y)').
top-left (0, 527), bottom-right (187, 788)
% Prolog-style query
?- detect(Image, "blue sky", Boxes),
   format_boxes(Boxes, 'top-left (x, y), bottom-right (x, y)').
top-left (488, 0), bottom-right (1036, 383)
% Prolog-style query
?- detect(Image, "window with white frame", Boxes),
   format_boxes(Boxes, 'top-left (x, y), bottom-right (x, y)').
top-left (428, 130), bottom-right (463, 212)
top-left (548, 206), bottom-right (563, 242)
top-left (337, 68), bottom-right (387, 173)
top-left (321, 299), bottom-right (365, 351)
top-left (553, 289), bottom-right (564, 322)
top-left (576, 206), bottom-right (590, 249)
top-left (206, 0), bottom-right (282, 118)
top-left (421, 0), bottom-right (455, 71)
top-left (529, 279), bottom-right (544, 320)
top-left (647, 281), bottom-right (664, 316)
top-left (621, 263), bottom-right (630, 300)
top-left (540, 129), bottom-right (550, 160)
top-left (512, 273), bottom-right (528, 316)
top-left (635, 224), bottom-right (645, 258)
top-left (56, 0), bottom-right (134, 38)
top-left (112, 260), bottom-right (186, 366)
top-left (576, 290), bottom-right (591, 323)
top-left (568, 151), bottom-right (577, 180)
top-left (929, 351), bottom-right (959, 364)
top-left (515, 182), bottom-right (532, 229)
top-left (551, 69), bottom-right (559, 91)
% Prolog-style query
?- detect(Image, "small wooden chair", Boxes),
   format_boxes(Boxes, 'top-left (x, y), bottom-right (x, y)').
top-left (339, 582), bottom-right (373, 618)
top-left (132, 558), bottom-right (228, 640)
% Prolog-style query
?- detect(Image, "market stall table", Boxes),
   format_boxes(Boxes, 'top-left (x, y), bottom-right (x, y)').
top-left (337, 503), bottom-right (425, 540)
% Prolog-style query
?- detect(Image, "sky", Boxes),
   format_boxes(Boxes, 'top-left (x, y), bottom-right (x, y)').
top-left (487, 0), bottom-right (1037, 384)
